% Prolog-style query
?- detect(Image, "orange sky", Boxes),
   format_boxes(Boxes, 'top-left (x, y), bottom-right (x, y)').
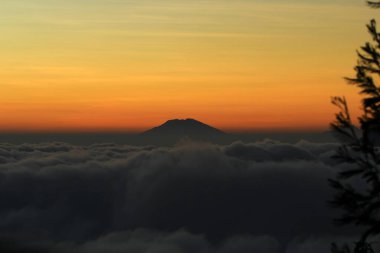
top-left (0, 0), bottom-right (375, 132)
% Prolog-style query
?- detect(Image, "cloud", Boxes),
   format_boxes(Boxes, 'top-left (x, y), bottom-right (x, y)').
top-left (223, 140), bottom-right (318, 161)
top-left (58, 230), bottom-right (281, 253)
top-left (0, 140), bottom-right (362, 252)
top-left (285, 235), bottom-right (380, 253)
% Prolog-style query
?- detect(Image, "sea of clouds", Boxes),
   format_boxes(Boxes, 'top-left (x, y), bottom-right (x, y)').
top-left (0, 140), bottom-right (376, 253)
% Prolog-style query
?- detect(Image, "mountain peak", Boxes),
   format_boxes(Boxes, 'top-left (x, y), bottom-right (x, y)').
top-left (163, 118), bottom-right (209, 126)
top-left (141, 118), bottom-right (226, 144)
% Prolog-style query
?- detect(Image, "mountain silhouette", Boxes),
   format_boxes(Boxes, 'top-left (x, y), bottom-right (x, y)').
top-left (141, 118), bottom-right (228, 145)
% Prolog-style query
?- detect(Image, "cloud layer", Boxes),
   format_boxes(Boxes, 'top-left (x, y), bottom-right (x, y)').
top-left (0, 140), bottom-right (366, 252)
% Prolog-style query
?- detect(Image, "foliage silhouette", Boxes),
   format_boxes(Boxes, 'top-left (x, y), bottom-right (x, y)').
top-left (329, 1), bottom-right (380, 253)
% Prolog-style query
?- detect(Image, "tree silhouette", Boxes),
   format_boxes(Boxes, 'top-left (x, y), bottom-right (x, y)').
top-left (329, 1), bottom-right (380, 253)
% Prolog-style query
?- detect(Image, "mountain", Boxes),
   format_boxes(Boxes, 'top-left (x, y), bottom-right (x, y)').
top-left (141, 118), bottom-right (228, 145)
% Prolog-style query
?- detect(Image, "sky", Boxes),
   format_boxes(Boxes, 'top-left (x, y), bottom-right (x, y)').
top-left (0, 0), bottom-right (376, 132)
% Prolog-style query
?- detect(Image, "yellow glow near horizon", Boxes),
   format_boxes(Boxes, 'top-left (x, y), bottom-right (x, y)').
top-left (0, 0), bottom-right (375, 132)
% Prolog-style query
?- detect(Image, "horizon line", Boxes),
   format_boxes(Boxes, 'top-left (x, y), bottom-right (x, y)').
top-left (0, 128), bottom-right (331, 135)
